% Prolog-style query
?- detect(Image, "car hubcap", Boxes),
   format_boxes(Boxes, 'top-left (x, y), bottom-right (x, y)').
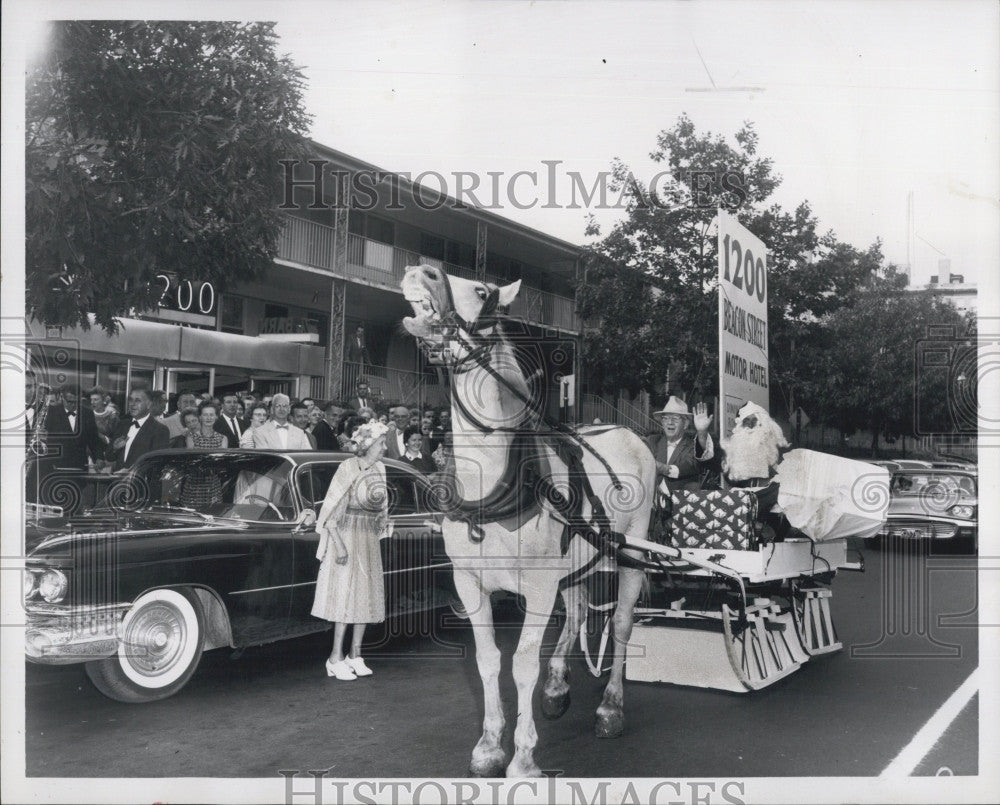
top-left (121, 602), bottom-right (188, 678)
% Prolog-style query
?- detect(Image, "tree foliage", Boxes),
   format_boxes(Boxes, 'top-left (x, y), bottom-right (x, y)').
top-left (26, 21), bottom-right (311, 332)
top-left (579, 115), bottom-right (887, 414)
top-left (799, 270), bottom-right (973, 454)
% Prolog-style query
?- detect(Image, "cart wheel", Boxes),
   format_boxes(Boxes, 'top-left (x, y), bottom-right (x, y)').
top-left (579, 605), bottom-right (613, 677)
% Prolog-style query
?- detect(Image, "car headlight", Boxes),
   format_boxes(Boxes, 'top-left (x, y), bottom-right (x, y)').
top-left (949, 504), bottom-right (975, 520)
top-left (38, 569), bottom-right (68, 603)
top-left (23, 570), bottom-right (38, 599)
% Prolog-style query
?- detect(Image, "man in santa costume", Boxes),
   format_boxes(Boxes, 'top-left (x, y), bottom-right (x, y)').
top-left (698, 400), bottom-right (791, 536)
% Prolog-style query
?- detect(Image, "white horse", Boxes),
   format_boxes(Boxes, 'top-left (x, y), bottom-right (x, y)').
top-left (401, 264), bottom-right (656, 777)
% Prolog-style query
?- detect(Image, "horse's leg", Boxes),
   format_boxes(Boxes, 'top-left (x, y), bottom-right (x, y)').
top-left (596, 563), bottom-right (645, 738)
top-left (541, 582), bottom-right (588, 719)
top-left (506, 582), bottom-right (559, 778)
top-left (455, 569), bottom-right (507, 777)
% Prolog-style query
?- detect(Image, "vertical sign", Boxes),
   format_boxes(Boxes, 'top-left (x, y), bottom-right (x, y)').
top-left (718, 210), bottom-right (769, 439)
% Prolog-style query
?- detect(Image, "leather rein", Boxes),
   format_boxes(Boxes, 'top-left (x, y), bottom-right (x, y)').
top-left (431, 275), bottom-right (623, 486)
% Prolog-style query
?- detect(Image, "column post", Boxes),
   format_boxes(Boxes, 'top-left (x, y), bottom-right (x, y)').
top-left (475, 220), bottom-right (488, 282)
top-left (326, 196), bottom-right (350, 400)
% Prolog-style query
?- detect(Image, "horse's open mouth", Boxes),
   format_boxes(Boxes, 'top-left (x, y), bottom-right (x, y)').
top-left (402, 285), bottom-right (443, 338)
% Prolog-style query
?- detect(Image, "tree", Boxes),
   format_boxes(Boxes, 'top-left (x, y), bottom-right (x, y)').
top-left (803, 269), bottom-right (971, 456)
top-left (578, 115), bottom-right (882, 410)
top-left (26, 21), bottom-right (311, 333)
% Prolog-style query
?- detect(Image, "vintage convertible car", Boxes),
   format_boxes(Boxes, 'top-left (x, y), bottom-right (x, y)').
top-left (877, 467), bottom-right (978, 551)
top-left (24, 449), bottom-right (454, 703)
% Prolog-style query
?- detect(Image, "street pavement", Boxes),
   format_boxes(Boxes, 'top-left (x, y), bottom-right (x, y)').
top-left (24, 539), bottom-right (979, 779)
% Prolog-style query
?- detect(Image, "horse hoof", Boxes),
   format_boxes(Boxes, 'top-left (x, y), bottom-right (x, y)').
top-left (541, 690), bottom-right (570, 720)
top-left (595, 710), bottom-right (624, 739)
top-left (506, 759), bottom-right (544, 778)
top-left (469, 752), bottom-right (508, 778)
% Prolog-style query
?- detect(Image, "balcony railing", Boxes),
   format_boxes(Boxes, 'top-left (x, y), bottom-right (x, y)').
top-left (341, 361), bottom-right (443, 407)
top-left (579, 393), bottom-right (653, 434)
top-left (278, 215), bottom-right (581, 332)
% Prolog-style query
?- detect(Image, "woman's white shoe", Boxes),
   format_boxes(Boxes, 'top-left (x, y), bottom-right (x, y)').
top-left (346, 656), bottom-right (373, 677)
top-left (326, 659), bottom-right (357, 680)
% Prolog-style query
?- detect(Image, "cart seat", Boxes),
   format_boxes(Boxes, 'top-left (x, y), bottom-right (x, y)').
top-left (658, 487), bottom-right (760, 551)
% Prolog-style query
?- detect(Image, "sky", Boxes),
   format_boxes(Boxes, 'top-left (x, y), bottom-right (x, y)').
top-left (6, 0), bottom-right (998, 286)
top-left (264, 0), bottom-right (999, 287)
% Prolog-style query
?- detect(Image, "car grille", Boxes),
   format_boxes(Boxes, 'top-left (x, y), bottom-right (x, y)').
top-left (885, 520), bottom-right (958, 539)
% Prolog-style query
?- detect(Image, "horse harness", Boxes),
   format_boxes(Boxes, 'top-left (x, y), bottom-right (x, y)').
top-left (426, 274), bottom-right (640, 580)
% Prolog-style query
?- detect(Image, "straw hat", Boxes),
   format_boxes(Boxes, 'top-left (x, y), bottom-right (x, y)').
top-left (652, 396), bottom-right (692, 418)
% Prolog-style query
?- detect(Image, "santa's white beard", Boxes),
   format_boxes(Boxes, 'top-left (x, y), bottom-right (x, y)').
top-left (722, 422), bottom-right (786, 482)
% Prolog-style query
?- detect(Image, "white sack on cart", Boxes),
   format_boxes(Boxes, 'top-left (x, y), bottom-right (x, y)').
top-left (773, 449), bottom-right (890, 541)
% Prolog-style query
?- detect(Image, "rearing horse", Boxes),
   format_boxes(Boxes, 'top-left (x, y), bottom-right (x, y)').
top-left (402, 265), bottom-right (656, 777)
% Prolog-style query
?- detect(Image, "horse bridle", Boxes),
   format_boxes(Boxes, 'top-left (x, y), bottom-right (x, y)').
top-left (416, 272), bottom-right (624, 490)
top-left (426, 274), bottom-right (502, 374)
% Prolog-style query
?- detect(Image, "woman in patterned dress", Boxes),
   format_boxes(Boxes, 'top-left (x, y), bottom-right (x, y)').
top-left (181, 400), bottom-right (228, 508)
top-left (311, 421), bottom-right (391, 680)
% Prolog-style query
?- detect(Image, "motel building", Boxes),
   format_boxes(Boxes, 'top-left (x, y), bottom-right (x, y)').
top-left (27, 141), bottom-right (606, 422)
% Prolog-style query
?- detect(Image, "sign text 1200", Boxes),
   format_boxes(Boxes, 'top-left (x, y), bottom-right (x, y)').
top-left (722, 234), bottom-right (766, 303)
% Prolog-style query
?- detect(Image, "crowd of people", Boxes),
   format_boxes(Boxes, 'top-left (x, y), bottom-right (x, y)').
top-left (24, 375), bottom-right (453, 508)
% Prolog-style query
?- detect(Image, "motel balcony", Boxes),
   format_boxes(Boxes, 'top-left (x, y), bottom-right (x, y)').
top-left (277, 214), bottom-right (582, 334)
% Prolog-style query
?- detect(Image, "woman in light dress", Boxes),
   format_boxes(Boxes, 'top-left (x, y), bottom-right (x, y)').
top-left (311, 421), bottom-right (391, 680)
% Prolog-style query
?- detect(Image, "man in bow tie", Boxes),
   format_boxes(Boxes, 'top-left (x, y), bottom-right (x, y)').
top-left (107, 386), bottom-right (171, 472)
top-left (252, 393), bottom-right (313, 450)
top-left (645, 396), bottom-right (714, 493)
top-left (45, 383), bottom-right (103, 471)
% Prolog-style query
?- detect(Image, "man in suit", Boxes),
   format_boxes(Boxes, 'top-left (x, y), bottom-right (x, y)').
top-left (215, 393), bottom-right (248, 446)
top-left (312, 401), bottom-right (344, 451)
top-left (45, 384), bottom-right (104, 470)
top-left (346, 324), bottom-right (370, 365)
top-left (160, 391), bottom-right (198, 440)
top-left (347, 378), bottom-right (375, 413)
top-left (253, 393), bottom-right (313, 450)
top-left (645, 396), bottom-right (714, 493)
top-left (290, 402), bottom-right (318, 449)
top-left (384, 405), bottom-right (413, 460)
top-left (107, 386), bottom-right (171, 471)
top-left (25, 371), bottom-right (51, 504)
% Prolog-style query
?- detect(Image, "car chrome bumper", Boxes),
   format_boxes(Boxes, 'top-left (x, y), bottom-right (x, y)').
top-left (25, 603), bottom-right (130, 664)
top-left (879, 519), bottom-right (976, 540)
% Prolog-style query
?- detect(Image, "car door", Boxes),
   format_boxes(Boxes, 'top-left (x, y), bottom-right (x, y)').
top-left (382, 465), bottom-right (452, 616)
top-left (287, 461), bottom-right (338, 631)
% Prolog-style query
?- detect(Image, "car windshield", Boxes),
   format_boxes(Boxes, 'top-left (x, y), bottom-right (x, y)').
top-left (890, 472), bottom-right (976, 499)
top-left (98, 453), bottom-right (297, 522)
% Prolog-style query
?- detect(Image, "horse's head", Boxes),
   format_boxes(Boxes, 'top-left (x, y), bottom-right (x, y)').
top-left (401, 264), bottom-right (521, 364)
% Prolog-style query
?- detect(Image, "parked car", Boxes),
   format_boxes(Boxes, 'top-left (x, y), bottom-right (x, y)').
top-left (877, 468), bottom-right (978, 551)
top-left (24, 449), bottom-right (454, 703)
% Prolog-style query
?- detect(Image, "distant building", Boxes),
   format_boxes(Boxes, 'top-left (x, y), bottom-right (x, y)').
top-left (912, 271), bottom-right (978, 315)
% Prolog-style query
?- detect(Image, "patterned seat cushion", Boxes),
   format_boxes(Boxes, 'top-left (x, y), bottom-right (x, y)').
top-left (660, 488), bottom-right (758, 551)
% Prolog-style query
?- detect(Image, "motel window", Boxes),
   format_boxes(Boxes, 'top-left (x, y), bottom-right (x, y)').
top-left (349, 211), bottom-right (394, 246)
top-left (445, 240), bottom-right (476, 269)
top-left (348, 211), bottom-right (366, 236)
top-left (221, 295), bottom-right (245, 334)
top-left (366, 215), bottom-right (394, 246)
top-left (420, 233), bottom-right (445, 261)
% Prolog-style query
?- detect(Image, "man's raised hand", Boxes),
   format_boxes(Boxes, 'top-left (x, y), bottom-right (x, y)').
top-left (693, 402), bottom-right (713, 434)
